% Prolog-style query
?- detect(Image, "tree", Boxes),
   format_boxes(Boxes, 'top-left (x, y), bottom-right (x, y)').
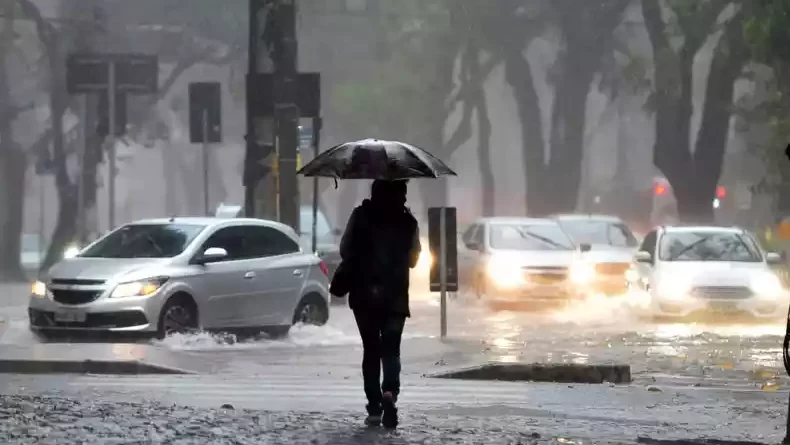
top-left (642, 0), bottom-right (750, 222)
top-left (743, 0), bottom-right (790, 215)
top-left (0, 1), bottom-right (40, 280)
top-left (499, 0), bottom-right (630, 216)
top-left (332, 0), bottom-right (497, 213)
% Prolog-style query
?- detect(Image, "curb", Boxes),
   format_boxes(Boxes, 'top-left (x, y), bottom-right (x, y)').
top-left (0, 359), bottom-right (195, 375)
top-left (429, 362), bottom-right (632, 384)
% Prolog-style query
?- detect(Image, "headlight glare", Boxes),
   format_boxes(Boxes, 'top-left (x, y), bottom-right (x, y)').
top-left (31, 280), bottom-right (47, 297)
top-left (111, 278), bottom-right (167, 298)
top-left (570, 261), bottom-right (595, 284)
top-left (486, 255), bottom-right (523, 288)
top-left (751, 273), bottom-right (783, 296)
top-left (418, 250), bottom-right (433, 269)
top-left (63, 245), bottom-right (80, 259)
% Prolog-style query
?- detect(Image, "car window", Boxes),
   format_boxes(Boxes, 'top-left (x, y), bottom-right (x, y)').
top-left (489, 223), bottom-right (574, 251)
top-left (658, 231), bottom-right (762, 262)
top-left (243, 225), bottom-right (301, 257)
top-left (81, 223), bottom-right (206, 259)
top-left (299, 208), bottom-right (332, 238)
top-left (200, 226), bottom-right (248, 261)
top-left (557, 219), bottom-right (637, 247)
top-left (639, 230), bottom-right (657, 257)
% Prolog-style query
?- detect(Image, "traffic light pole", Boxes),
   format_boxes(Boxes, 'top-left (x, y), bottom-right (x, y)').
top-left (245, 0), bottom-right (306, 233)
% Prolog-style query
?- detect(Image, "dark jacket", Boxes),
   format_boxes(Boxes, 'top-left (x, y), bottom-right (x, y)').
top-left (339, 199), bottom-right (420, 317)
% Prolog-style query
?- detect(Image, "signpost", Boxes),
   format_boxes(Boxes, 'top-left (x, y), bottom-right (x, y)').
top-left (188, 82), bottom-right (223, 216)
top-left (428, 207), bottom-right (458, 338)
top-left (310, 117), bottom-right (323, 253)
top-left (66, 53), bottom-right (158, 230)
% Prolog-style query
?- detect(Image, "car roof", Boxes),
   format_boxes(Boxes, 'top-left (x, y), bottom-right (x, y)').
top-left (661, 225), bottom-right (745, 234)
top-left (478, 217), bottom-right (560, 225)
top-left (128, 217), bottom-right (296, 234)
top-left (553, 214), bottom-right (623, 223)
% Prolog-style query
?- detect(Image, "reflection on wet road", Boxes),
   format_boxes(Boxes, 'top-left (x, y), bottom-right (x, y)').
top-left (1, 287), bottom-right (787, 387)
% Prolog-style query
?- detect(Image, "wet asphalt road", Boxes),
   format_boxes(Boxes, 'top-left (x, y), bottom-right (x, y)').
top-left (2, 284), bottom-right (789, 385)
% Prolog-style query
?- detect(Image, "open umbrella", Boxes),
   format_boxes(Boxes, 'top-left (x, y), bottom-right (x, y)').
top-left (297, 138), bottom-right (457, 180)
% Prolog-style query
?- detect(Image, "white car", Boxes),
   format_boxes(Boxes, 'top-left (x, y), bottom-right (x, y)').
top-left (626, 225), bottom-right (788, 319)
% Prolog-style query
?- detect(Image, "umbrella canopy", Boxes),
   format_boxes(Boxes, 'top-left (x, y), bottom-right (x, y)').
top-left (297, 138), bottom-right (457, 180)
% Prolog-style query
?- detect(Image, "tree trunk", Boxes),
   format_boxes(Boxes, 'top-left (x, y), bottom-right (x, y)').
top-left (466, 46), bottom-right (495, 217)
top-left (504, 46), bottom-right (549, 216)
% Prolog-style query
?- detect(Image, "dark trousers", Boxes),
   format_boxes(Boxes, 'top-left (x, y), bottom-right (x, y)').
top-left (353, 309), bottom-right (406, 412)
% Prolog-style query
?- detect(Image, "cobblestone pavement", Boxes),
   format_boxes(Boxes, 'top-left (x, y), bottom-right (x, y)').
top-left (0, 393), bottom-right (779, 445)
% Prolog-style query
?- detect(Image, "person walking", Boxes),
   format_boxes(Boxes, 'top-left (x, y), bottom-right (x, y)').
top-left (338, 179), bottom-right (421, 429)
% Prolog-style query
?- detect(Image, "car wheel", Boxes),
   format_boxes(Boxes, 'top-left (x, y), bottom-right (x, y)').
top-left (292, 293), bottom-right (329, 326)
top-left (157, 294), bottom-right (199, 339)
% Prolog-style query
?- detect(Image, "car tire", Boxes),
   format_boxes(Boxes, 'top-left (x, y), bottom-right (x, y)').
top-left (157, 294), bottom-right (199, 339)
top-left (292, 293), bottom-right (329, 326)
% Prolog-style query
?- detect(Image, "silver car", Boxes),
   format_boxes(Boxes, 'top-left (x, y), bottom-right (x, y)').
top-left (28, 217), bottom-right (330, 339)
top-left (458, 217), bottom-right (591, 304)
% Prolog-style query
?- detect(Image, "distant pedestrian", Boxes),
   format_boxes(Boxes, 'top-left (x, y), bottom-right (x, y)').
top-left (338, 179), bottom-right (420, 429)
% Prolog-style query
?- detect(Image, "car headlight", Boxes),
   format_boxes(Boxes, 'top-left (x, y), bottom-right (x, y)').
top-left (63, 244), bottom-right (80, 259)
top-left (569, 261), bottom-right (595, 284)
top-left (110, 278), bottom-right (168, 298)
top-left (751, 273), bottom-right (784, 296)
top-left (31, 280), bottom-right (47, 297)
top-left (486, 255), bottom-right (523, 289)
top-left (417, 250), bottom-right (433, 270)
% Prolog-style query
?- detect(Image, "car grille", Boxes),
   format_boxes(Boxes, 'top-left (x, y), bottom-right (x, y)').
top-left (51, 278), bottom-right (106, 286)
top-left (691, 286), bottom-right (753, 300)
top-left (595, 263), bottom-right (630, 275)
top-left (524, 267), bottom-right (568, 284)
top-left (51, 290), bottom-right (102, 305)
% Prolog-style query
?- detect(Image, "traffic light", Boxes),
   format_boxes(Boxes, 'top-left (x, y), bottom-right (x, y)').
top-left (716, 186), bottom-right (727, 199)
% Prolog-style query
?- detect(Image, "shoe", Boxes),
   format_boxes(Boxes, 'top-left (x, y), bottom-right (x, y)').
top-left (365, 403), bottom-right (381, 426)
top-left (381, 391), bottom-right (398, 429)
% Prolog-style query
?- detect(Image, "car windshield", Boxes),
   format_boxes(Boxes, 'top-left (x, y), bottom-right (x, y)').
top-left (79, 224), bottom-right (206, 259)
top-left (658, 231), bottom-right (762, 262)
top-left (489, 223), bottom-right (574, 251)
top-left (558, 220), bottom-right (638, 247)
top-left (299, 208), bottom-right (332, 239)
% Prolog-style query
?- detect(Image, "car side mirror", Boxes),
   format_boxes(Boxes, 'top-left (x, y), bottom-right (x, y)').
top-left (579, 243), bottom-right (592, 253)
top-left (332, 228), bottom-right (343, 236)
top-left (195, 247), bottom-right (228, 265)
top-left (465, 241), bottom-right (480, 251)
top-left (634, 251), bottom-right (652, 263)
top-left (766, 252), bottom-right (783, 265)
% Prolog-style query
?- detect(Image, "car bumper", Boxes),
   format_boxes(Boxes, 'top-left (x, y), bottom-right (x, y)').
top-left (640, 293), bottom-right (787, 319)
top-left (28, 291), bottom-right (165, 333)
top-left (488, 281), bottom-right (576, 302)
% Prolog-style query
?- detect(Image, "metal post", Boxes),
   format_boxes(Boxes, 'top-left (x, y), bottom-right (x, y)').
top-left (440, 207), bottom-right (447, 338)
top-left (107, 61), bottom-right (116, 230)
top-left (311, 117), bottom-right (322, 253)
top-left (202, 109), bottom-right (210, 216)
top-left (76, 96), bottom-right (86, 244)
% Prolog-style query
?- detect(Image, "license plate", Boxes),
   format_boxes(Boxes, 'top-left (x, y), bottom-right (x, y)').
top-left (531, 275), bottom-right (561, 285)
top-left (708, 302), bottom-right (738, 312)
top-left (54, 310), bottom-right (86, 323)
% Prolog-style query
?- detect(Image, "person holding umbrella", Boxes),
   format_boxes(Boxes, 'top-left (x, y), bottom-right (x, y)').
top-left (338, 179), bottom-right (419, 428)
top-left (297, 138), bottom-right (457, 428)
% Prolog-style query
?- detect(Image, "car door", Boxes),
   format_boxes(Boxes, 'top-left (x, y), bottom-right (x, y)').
top-left (237, 225), bottom-right (305, 327)
top-left (191, 226), bottom-right (260, 329)
top-left (632, 229), bottom-right (658, 291)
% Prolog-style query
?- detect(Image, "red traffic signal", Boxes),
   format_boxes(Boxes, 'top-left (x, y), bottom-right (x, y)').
top-left (716, 186), bottom-right (727, 199)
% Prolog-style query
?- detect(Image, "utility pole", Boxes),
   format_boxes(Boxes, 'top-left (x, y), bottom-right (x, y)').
top-left (245, 0), bottom-right (320, 232)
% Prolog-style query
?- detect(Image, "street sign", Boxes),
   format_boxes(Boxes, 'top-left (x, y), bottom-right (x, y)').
top-left (247, 73), bottom-right (321, 118)
top-left (188, 82), bottom-right (222, 144)
top-left (428, 207), bottom-right (458, 292)
top-left (66, 53), bottom-right (158, 94)
top-left (97, 92), bottom-right (127, 137)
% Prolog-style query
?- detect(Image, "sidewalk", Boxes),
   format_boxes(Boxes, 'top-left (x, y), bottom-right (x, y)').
top-left (0, 373), bottom-right (783, 443)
